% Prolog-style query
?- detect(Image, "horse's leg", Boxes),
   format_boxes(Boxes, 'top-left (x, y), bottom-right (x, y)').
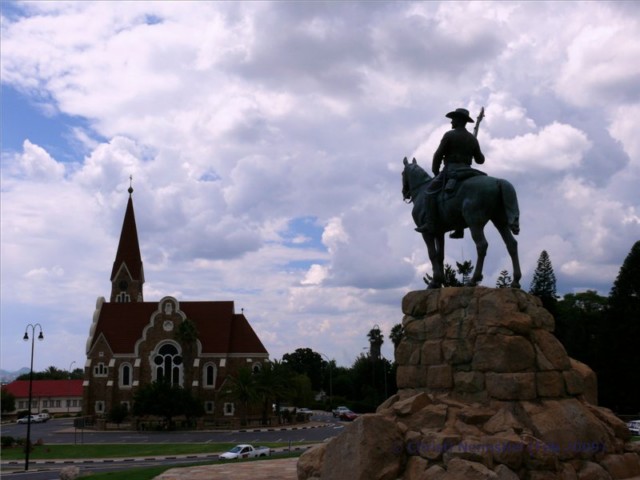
top-left (468, 225), bottom-right (488, 286)
top-left (422, 232), bottom-right (444, 288)
top-left (495, 224), bottom-right (521, 288)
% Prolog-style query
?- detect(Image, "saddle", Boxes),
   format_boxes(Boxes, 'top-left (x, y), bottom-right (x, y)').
top-left (443, 167), bottom-right (487, 198)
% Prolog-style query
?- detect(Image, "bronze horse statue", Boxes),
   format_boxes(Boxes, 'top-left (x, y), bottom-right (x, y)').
top-left (401, 157), bottom-right (522, 288)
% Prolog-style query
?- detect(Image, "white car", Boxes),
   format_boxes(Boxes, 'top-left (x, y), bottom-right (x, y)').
top-left (219, 444), bottom-right (271, 460)
top-left (17, 415), bottom-right (41, 424)
top-left (628, 420), bottom-right (640, 436)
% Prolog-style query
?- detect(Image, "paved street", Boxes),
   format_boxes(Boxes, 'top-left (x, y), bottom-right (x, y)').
top-left (0, 413), bottom-right (341, 480)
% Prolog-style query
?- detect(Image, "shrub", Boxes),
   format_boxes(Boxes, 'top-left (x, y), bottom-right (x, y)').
top-left (1, 436), bottom-right (15, 448)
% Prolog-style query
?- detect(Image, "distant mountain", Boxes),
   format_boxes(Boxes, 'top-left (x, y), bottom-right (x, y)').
top-left (0, 368), bottom-right (30, 383)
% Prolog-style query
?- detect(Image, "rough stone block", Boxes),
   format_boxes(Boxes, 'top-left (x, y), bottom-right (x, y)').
top-left (442, 339), bottom-right (474, 365)
top-left (454, 371), bottom-right (485, 394)
top-left (416, 430), bottom-right (461, 460)
top-left (404, 317), bottom-right (428, 342)
top-left (484, 408), bottom-right (524, 435)
top-left (536, 371), bottom-right (565, 397)
top-left (403, 290), bottom-right (438, 317)
top-left (403, 455), bottom-right (429, 480)
top-left (297, 444), bottom-right (326, 480)
top-left (576, 461), bottom-right (613, 480)
top-left (570, 359), bottom-right (598, 405)
top-left (472, 334), bottom-right (535, 372)
top-left (427, 364), bottom-right (453, 390)
top-left (493, 464), bottom-right (520, 480)
top-left (532, 330), bottom-right (571, 371)
top-left (600, 453), bottom-right (640, 479)
top-left (563, 370), bottom-right (585, 396)
top-left (444, 458), bottom-right (498, 479)
top-left (421, 340), bottom-right (442, 366)
top-left (398, 365), bottom-right (426, 389)
top-left (482, 434), bottom-right (526, 470)
top-left (485, 372), bottom-right (536, 400)
top-left (393, 392), bottom-right (432, 417)
top-left (321, 414), bottom-right (404, 480)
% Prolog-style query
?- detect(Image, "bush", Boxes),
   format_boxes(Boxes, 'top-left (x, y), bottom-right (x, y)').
top-left (1, 436), bottom-right (15, 448)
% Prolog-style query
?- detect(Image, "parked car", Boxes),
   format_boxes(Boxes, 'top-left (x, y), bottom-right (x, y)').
top-left (218, 444), bottom-right (271, 460)
top-left (339, 410), bottom-right (359, 422)
top-left (17, 415), bottom-right (41, 424)
top-left (298, 408), bottom-right (313, 418)
top-left (628, 420), bottom-right (640, 436)
top-left (332, 406), bottom-right (350, 417)
top-left (35, 413), bottom-right (51, 422)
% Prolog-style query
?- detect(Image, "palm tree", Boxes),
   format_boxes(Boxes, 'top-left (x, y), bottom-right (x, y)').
top-left (254, 360), bottom-right (293, 425)
top-left (221, 367), bottom-right (258, 426)
top-left (367, 326), bottom-right (384, 361)
top-left (389, 324), bottom-right (405, 349)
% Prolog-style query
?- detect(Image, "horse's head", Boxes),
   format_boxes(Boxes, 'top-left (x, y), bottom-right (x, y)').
top-left (402, 157), bottom-right (431, 202)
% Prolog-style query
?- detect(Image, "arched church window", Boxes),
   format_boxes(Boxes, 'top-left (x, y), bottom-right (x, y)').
top-left (120, 363), bottom-right (132, 388)
top-left (152, 343), bottom-right (183, 386)
top-left (203, 363), bottom-right (217, 388)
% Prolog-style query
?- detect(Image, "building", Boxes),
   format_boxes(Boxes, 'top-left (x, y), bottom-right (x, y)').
top-left (2, 380), bottom-right (83, 417)
top-left (83, 186), bottom-right (268, 423)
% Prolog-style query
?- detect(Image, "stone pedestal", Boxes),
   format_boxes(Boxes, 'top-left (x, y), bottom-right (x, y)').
top-left (298, 287), bottom-right (640, 480)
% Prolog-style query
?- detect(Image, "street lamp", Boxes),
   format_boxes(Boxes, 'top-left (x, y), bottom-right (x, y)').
top-left (68, 361), bottom-right (76, 414)
top-left (23, 323), bottom-right (44, 471)
top-left (319, 353), bottom-right (333, 410)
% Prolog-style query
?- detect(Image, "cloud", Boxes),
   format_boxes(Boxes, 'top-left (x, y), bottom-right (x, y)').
top-left (1, 1), bottom-right (639, 372)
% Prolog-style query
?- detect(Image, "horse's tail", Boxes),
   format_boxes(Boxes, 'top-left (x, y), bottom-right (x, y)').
top-left (498, 179), bottom-right (520, 235)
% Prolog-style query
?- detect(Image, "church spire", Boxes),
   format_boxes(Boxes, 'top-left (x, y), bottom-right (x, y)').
top-left (110, 181), bottom-right (144, 302)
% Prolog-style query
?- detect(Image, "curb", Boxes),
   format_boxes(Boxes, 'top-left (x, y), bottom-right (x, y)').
top-left (0, 445), bottom-right (316, 469)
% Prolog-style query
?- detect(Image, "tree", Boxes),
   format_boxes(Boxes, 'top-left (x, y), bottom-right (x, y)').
top-left (132, 381), bottom-right (203, 427)
top-left (254, 360), bottom-right (293, 424)
top-left (367, 326), bottom-right (384, 361)
top-left (108, 403), bottom-right (129, 428)
top-left (456, 260), bottom-right (474, 285)
top-left (600, 241), bottom-right (640, 413)
top-left (424, 263), bottom-right (461, 287)
top-left (496, 270), bottom-right (512, 288)
top-left (1, 388), bottom-right (16, 414)
top-left (389, 324), bottom-right (405, 349)
top-left (282, 348), bottom-right (324, 391)
top-left (221, 367), bottom-right (258, 426)
top-left (529, 250), bottom-right (558, 313)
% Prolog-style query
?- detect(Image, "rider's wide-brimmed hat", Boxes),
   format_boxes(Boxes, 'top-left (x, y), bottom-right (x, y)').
top-left (446, 108), bottom-right (474, 123)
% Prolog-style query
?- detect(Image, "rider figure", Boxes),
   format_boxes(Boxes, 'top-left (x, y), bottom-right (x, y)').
top-left (416, 108), bottom-right (485, 236)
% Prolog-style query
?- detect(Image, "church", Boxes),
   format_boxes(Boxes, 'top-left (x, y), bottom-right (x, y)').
top-left (82, 185), bottom-right (269, 423)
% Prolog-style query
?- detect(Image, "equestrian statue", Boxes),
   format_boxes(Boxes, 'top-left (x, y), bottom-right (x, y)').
top-left (401, 107), bottom-right (522, 289)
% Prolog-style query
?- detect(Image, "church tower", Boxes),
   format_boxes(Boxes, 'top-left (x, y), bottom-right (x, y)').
top-left (110, 184), bottom-right (144, 303)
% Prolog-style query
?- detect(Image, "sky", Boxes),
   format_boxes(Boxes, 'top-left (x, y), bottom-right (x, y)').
top-left (1, 1), bottom-right (639, 373)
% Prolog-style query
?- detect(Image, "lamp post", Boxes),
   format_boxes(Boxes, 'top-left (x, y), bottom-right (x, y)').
top-left (319, 353), bottom-right (333, 410)
top-left (68, 361), bottom-right (76, 414)
top-left (23, 323), bottom-right (44, 471)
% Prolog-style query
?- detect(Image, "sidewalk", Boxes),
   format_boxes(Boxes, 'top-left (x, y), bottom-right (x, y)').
top-left (153, 457), bottom-right (299, 480)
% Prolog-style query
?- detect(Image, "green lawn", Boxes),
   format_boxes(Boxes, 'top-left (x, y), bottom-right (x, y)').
top-left (0, 442), bottom-right (300, 460)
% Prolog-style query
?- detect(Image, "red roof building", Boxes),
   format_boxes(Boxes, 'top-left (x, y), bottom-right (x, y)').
top-left (3, 380), bottom-right (83, 416)
top-left (83, 187), bottom-right (268, 422)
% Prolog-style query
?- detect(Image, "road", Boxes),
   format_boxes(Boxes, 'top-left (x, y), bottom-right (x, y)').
top-left (1, 412), bottom-right (346, 480)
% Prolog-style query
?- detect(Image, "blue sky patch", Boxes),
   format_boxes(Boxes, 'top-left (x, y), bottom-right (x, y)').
top-left (1, 85), bottom-right (100, 162)
top-left (282, 216), bottom-right (326, 250)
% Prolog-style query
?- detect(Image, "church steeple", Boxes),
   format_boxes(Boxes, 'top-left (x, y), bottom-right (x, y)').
top-left (110, 181), bottom-right (144, 303)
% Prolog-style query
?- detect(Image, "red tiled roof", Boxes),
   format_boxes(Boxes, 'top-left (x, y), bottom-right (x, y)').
top-left (2, 380), bottom-right (83, 398)
top-left (90, 301), bottom-right (268, 355)
top-left (110, 195), bottom-right (143, 282)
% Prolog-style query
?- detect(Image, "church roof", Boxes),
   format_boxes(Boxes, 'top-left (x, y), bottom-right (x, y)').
top-left (3, 380), bottom-right (83, 398)
top-left (110, 192), bottom-right (143, 282)
top-left (89, 301), bottom-right (268, 356)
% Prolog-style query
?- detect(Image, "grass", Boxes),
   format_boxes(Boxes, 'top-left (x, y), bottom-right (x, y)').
top-left (0, 442), bottom-right (303, 460)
